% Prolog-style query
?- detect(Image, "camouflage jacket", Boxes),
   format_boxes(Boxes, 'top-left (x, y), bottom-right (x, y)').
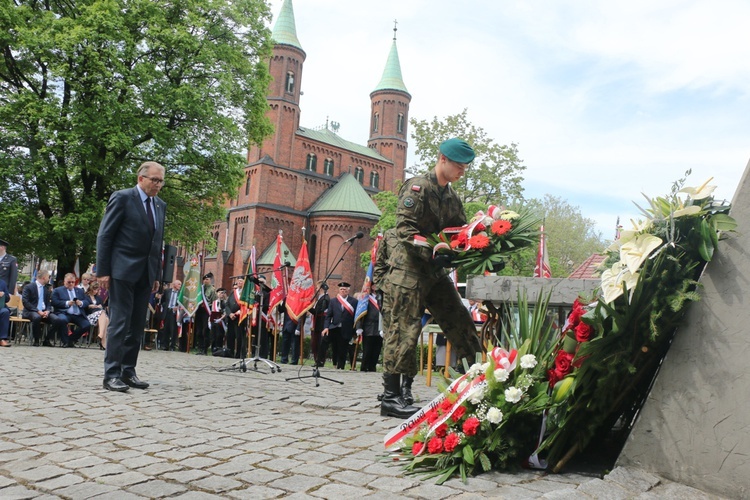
top-left (388, 170), bottom-right (466, 280)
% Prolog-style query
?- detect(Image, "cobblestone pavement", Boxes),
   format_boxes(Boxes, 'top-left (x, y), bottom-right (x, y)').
top-left (0, 344), bottom-right (726, 499)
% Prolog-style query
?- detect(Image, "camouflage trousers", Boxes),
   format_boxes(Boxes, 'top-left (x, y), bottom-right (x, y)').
top-left (382, 268), bottom-right (483, 377)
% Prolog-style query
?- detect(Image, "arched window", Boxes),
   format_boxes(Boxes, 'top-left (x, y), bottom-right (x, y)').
top-left (397, 113), bottom-right (404, 133)
top-left (285, 71), bottom-right (295, 93)
top-left (324, 158), bottom-right (334, 176)
top-left (306, 153), bottom-right (317, 172)
top-left (245, 175), bottom-right (251, 195)
top-left (354, 166), bottom-right (364, 184)
top-left (372, 112), bottom-right (379, 132)
top-left (370, 171), bottom-right (379, 189)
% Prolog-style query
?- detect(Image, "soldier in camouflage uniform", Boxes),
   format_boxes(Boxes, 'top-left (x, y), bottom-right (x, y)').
top-left (380, 138), bottom-right (484, 418)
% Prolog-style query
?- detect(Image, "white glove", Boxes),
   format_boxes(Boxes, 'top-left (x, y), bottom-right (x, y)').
top-left (294, 329), bottom-right (300, 336)
top-left (356, 328), bottom-right (363, 335)
top-left (379, 330), bottom-right (384, 338)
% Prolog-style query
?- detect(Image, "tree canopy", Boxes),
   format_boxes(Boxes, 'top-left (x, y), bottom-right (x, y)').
top-left (409, 108), bottom-right (526, 205)
top-left (0, 0), bottom-right (274, 276)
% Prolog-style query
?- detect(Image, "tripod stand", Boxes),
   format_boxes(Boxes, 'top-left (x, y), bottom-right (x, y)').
top-left (219, 270), bottom-right (285, 374)
top-left (286, 232), bottom-right (363, 385)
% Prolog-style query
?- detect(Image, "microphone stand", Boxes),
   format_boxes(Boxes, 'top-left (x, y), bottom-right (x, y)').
top-left (218, 265), bottom-right (288, 374)
top-left (286, 236), bottom-right (361, 386)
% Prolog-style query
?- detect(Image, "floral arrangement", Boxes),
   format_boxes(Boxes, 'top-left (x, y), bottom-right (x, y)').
top-left (429, 205), bottom-right (541, 275)
top-left (540, 172), bottom-right (737, 470)
top-left (386, 292), bottom-right (558, 483)
top-left (387, 172), bottom-right (737, 480)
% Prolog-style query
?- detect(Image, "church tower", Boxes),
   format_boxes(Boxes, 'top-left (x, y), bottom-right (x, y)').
top-left (367, 24), bottom-right (411, 192)
top-left (251, 0), bottom-right (306, 167)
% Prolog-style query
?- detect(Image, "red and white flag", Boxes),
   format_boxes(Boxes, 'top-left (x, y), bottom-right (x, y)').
top-left (267, 232), bottom-right (286, 314)
top-left (533, 225), bottom-right (551, 278)
top-left (285, 239), bottom-right (315, 322)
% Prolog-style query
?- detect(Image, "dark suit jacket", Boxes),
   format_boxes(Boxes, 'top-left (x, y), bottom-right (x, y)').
top-left (51, 286), bottom-right (87, 316)
top-left (324, 294), bottom-right (358, 340)
top-left (96, 186), bottom-right (166, 284)
top-left (22, 281), bottom-right (52, 313)
top-left (159, 288), bottom-right (180, 318)
top-left (0, 253), bottom-right (18, 290)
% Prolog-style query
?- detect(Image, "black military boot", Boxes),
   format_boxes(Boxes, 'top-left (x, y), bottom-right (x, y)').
top-left (380, 373), bottom-right (419, 418)
top-left (400, 375), bottom-right (415, 406)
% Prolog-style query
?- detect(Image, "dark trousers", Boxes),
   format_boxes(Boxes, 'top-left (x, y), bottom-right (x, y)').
top-left (104, 275), bottom-right (151, 380)
top-left (0, 308), bottom-right (10, 340)
top-left (317, 329), bottom-right (340, 367)
top-left (360, 335), bottom-right (383, 372)
top-left (194, 308), bottom-right (210, 353)
top-left (226, 319), bottom-right (248, 358)
top-left (280, 328), bottom-right (300, 364)
top-left (59, 312), bottom-right (91, 346)
top-left (211, 321), bottom-right (225, 352)
top-left (160, 309), bottom-right (178, 350)
top-left (22, 310), bottom-right (66, 343)
top-left (250, 322), bottom-right (270, 359)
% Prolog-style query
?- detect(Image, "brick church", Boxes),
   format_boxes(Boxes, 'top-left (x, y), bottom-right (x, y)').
top-left (198, 0), bottom-right (411, 289)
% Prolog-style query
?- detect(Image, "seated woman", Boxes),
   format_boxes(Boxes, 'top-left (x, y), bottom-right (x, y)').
top-left (83, 281), bottom-right (109, 349)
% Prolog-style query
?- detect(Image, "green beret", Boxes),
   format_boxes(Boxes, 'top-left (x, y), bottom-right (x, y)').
top-left (439, 138), bottom-right (475, 164)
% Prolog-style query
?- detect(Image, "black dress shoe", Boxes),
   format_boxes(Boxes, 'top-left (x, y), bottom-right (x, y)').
top-left (122, 375), bottom-right (149, 389)
top-left (42, 340), bottom-right (54, 347)
top-left (103, 378), bottom-right (129, 392)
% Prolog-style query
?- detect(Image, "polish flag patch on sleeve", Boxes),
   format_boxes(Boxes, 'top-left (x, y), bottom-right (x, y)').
top-left (411, 185), bottom-right (421, 192)
top-left (413, 235), bottom-right (431, 248)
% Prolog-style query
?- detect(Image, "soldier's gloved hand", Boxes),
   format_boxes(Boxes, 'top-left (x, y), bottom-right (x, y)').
top-left (487, 259), bottom-right (505, 273)
top-left (432, 254), bottom-right (454, 268)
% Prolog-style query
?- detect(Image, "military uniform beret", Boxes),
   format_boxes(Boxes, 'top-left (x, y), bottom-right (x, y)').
top-left (439, 138), bottom-right (476, 164)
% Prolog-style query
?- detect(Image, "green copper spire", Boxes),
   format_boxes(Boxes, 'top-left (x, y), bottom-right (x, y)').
top-left (271, 0), bottom-right (303, 50)
top-left (373, 23), bottom-right (409, 94)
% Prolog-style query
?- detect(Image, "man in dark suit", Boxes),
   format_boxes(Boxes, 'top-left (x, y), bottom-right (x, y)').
top-left (159, 280), bottom-right (181, 351)
top-left (224, 277), bottom-right (247, 358)
top-left (97, 161), bottom-right (167, 392)
top-left (21, 269), bottom-right (67, 346)
top-left (321, 281), bottom-right (358, 369)
top-left (0, 238), bottom-right (19, 292)
top-left (51, 272), bottom-right (91, 347)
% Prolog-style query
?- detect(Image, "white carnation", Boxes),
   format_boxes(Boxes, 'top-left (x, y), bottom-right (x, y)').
top-left (493, 368), bottom-right (509, 382)
top-left (505, 386), bottom-right (524, 404)
top-left (467, 363), bottom-right (484, 377)
top-left (469, 385), bottom-right (486, 405)
top-left (520, 354), bottom-right (538, 369)
top-left (487, 407), bottom-right (504, 424)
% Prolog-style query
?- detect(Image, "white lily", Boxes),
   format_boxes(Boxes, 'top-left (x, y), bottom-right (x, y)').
top-left (620, 233), bottom-right (663, 274)
top-left (679, 177), bottom-right (716, 201)
top-left (671, 205), bottom-right (701, 218)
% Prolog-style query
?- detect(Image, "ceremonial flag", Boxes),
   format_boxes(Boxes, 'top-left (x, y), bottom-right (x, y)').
top-left (73, 256), bottom-right (80, 284)
top-left (239, 253), bottom-right (255, 324)
top-left (354, 235), bottom-right (380, 324)
top-left (533, 225), bottom-right (552, 278)
top-left (286, 239), bottom-right (315, 321)
top-left (178, 255), bottom-right (203, 317)
top-left (250, 245), bottom-right (259, 327)
top-left (267, 232), bottom-right (286, 314)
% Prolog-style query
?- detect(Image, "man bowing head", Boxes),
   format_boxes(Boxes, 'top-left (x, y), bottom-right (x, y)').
top-left (97, 161), bottom-right (167, 392)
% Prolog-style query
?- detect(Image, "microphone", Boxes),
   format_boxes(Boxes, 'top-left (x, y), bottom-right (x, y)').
top-left (344, 231), bottom-right (365, 243)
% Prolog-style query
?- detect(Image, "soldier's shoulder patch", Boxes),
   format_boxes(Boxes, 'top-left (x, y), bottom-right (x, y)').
top-left (403, 197), bottom-right (415, 208)
top-left (411, 185), bottom-right (421, 192)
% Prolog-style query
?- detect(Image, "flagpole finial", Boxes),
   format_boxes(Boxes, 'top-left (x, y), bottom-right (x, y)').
top-left (278, 229), bottom-right (283, 236)
top-left (301, 226), bottom-right (306, 239)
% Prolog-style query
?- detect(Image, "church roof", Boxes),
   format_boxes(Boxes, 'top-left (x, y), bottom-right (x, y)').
top-left (271, 0), bottom-right (303, 51)
top-left (297, 127), bottom-right (391, 163)
top-left (256, 238), bottom-right (297, 267)
top-left (373, 36), bottom-right (409, 95)
top-left (308, 173), bottom-right (382, 218)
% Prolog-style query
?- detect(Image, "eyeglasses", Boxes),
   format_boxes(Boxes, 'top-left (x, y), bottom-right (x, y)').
top-left (142, 176), bottom-right (165, 185)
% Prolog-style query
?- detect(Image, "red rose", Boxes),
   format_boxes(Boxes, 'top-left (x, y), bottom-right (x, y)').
top-left (435, 423), bottom-right (448, 438)
top-left (444, 433), bottom-right (460, 452)
top-left (554, 350), bottom-right (574, 375)
top-left (451, 405), bottom-right (467, 422)
top-left (475, 222), bottom-right (486, 232)
top-left (468, 234), bottom-right (491, 249)
top-left (491, 219), bottom-right (512, 236)
top-left (574, 321), bottom-right (593, 342)
top-left (462, 417), bottom-right (481, 436)
top-left (411, 441), bottom-right (424, 455)
top-left (567, 300), bottom-right (585, 326)
top-left (427, 437), bottom-right (444, 454)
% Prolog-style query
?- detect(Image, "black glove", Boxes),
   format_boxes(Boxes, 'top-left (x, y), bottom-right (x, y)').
top-left (432, 254), bottom-right (454, 268)
top-left (487, 259), bottom-right (505, 273)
